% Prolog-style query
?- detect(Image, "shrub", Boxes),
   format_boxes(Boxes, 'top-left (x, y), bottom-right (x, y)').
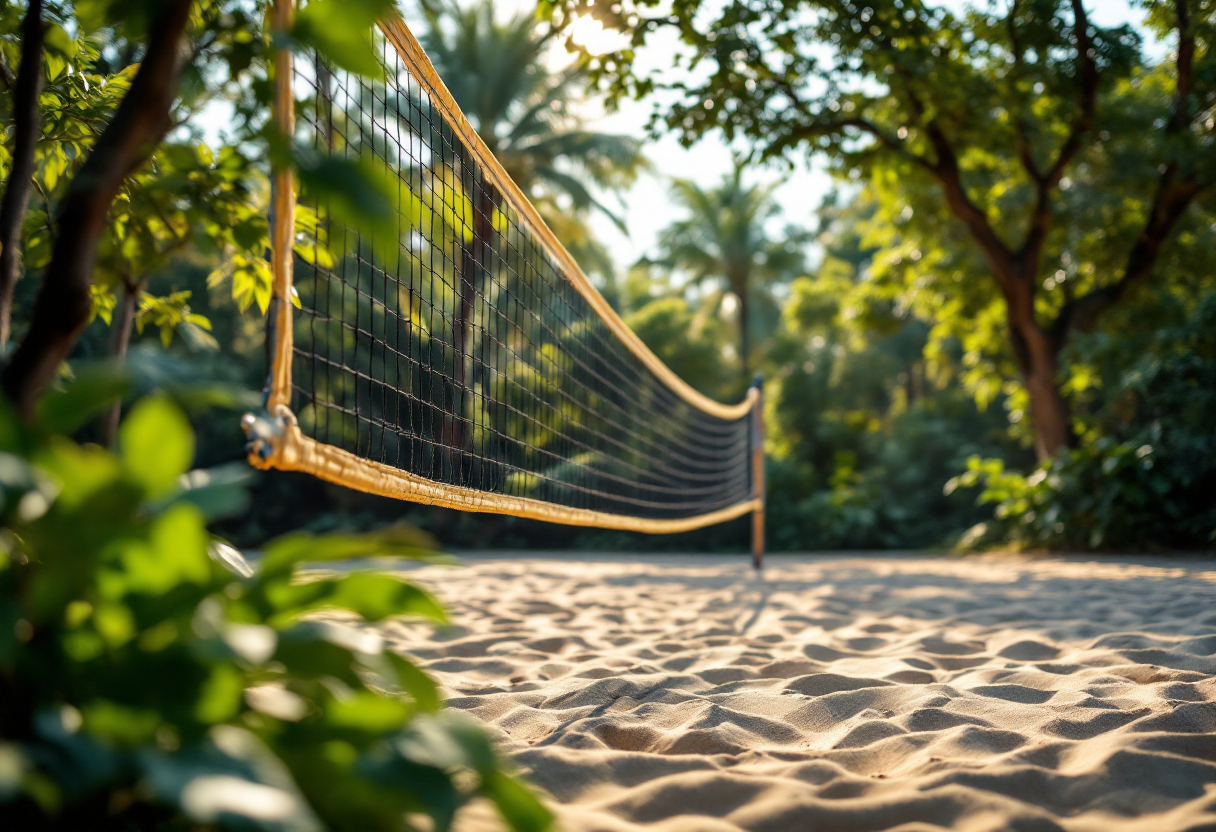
top-left (765, 392), bottom-right (1020, 551)
top-left (950, 293), bottom-right (1216, 552)
top-left (0, 390), bottom-right (551, 831)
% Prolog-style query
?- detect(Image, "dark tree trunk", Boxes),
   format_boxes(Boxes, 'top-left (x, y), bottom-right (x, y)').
top-left (973, 251), bottom-right (1075, 462)
top-left (448, 182), bottom-right (498, 461)
top-left (735, 285), bottom-right (750, 383)
top-left (102, 281), bottom-right (138, 445)
top-left (0, 0), bottom-right (45, 349)
top-left (1006, 288), bottom-right (1073, 461)
top-left (1, 0), bottom-right (194, 419)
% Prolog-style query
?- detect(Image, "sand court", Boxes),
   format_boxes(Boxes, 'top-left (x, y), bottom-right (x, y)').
top-left (381, 554), bottom-right (1216, 831)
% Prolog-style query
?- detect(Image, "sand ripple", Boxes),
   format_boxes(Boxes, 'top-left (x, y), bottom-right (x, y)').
top-left (382, 554), bottom-right (1216, 831)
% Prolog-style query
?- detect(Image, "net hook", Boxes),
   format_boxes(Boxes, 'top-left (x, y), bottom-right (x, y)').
top-left (241, 404), bottom-right (296, 463)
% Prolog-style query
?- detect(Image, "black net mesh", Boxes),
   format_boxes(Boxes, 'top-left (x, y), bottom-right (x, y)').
top-left (286, 38), bottom-right (753, 521)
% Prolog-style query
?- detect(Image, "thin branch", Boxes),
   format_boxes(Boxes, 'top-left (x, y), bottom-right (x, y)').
top-left (1169, 0), bottom-right (1194, 132)
top-left (863, 14), bottom-right (1017, 288)
top-left (886, 52), bottom-right (928, 122)
top-left (1049, 0), bottom-right (1099, 185)
top-left (1019, 0), bottom-right (1098, 267)
top-left (1051, 0), bottom-right (1204, 341)
top-left (0, 54), bottom-right (15, 90)
top-left (922, 123), bottom-right (1019, 295)
top-left (0, 0), bottom-right (45, 348)
top-left (1006, 0), bottom-right (1044, 183)
top-left (31, 177), bottom-right (56, 244)
top-left (1052, 176), bottom-right (1207, 339)
top-left (839, 117), bottom-right (937, 171)
top-left (766, 65), bottom-right (937, 172)
top-left (2, 0), bottom-right (195, 418)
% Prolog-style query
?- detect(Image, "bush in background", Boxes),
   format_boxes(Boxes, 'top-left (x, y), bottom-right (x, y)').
top-left (951, 294), bottom-right (1216, 551)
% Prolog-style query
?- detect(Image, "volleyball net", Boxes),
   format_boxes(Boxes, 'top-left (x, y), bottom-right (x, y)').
top-left (243, 6), bottom-right (765, 556)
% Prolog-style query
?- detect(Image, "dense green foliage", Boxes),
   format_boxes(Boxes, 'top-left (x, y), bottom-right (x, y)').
top-left (0, 0), bottom-right (1210, 576)
top-left (951, 292), bottom-right (1216, 551)
top-left (748, 196), bottom-right (1031, 550)
top-left (0, 383), bottom-right (550, 831)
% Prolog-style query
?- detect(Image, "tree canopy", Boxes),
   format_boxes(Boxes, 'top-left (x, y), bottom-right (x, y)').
top-left (546, 0), bottom-right (1216, 460)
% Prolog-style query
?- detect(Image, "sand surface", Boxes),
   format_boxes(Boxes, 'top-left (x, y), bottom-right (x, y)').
top-left (382, 554), bottom-right (1216, 831)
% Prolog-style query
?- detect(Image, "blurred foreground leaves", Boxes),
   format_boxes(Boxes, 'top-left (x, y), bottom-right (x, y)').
top-left (0, 384), bottom-right (551, 831)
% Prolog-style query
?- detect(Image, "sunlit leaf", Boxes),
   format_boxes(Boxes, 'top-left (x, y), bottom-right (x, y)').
top-left (35, 363), bottom-right (130, 437)
top-left (291, 0), bottom-right (393, 79)
top-left (119, 396), bottom-right (194, 498)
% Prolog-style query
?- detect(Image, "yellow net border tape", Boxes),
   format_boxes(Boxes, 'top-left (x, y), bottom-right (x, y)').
top-left (251, 4), bottom-right (761, 534)
top-left (256, 416), bottom-right (761, 533)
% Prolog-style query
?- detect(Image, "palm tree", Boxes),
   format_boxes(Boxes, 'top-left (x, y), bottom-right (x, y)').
top-left (417, 0), bottom-right (642, 260)
top-left (654, 166), bottom-right (809, 381)
top-left (414, 0), bottom-right (643, 458)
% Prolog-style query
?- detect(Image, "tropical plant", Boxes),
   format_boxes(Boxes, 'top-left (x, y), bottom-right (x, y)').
top-left (652, 166), bottom-right (808, 383)
top-left (417, 0), bottom-right (643, 275)
top-left (549, 0), bottom-right (1216, 462)
top-left (0, 382), bottom-right (552, 831)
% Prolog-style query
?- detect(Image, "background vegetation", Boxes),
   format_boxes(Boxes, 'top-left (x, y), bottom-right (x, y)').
top-left (0, 0), bottom-right (1210, 583)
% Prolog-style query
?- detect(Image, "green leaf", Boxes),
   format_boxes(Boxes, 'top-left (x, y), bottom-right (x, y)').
top-left (43, 24), bottom-right (78, 58)
top-left (387, 653), bottom-right (440, 713)
top-left (264, 572), bottom-right (446, 627)
top-left (293, 151), bottom-right (406, 265)
top-left (141, 727), bottom-right (322, 832)
top-left (161, 464), bottom-right (254, 523)
top-left (274, 620), bottom-right (379, 687)
top-left (118, 504), bottom-right (212, 596)
top-left (325, 691), bottom-right (408, 734)
top-left (291, 0), bottom-right (393, 79)
top-left (395, 713), bottom-right (497, 776)
top-left (35, 363), bottom-right (130, 437)
top-left (194, 665), bottom-right (244, 724)
top-left (259, 525), bottom-right (441, 579)
top-left (119, 396), bottom-right (194, 498)
top-left (482, 771), bottom-right (554, 832)
top-left (80, 699), bottom-right (161, 746)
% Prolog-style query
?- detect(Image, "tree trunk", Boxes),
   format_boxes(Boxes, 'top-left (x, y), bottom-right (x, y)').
top-left (0, 0), bottom-right (45, 349)
top-left (1, 0), bottom-right (193, 419)
top-left (736, 287), bottom-right (750, 382)
top-left (730, 269), bottom-right (751, 384)
top-left (1005, 280), bottom-right (1073, 461)
top-left (448, 181), bottom-right (497, 463)
top-left (102, 282), bottom-right (138, 445)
